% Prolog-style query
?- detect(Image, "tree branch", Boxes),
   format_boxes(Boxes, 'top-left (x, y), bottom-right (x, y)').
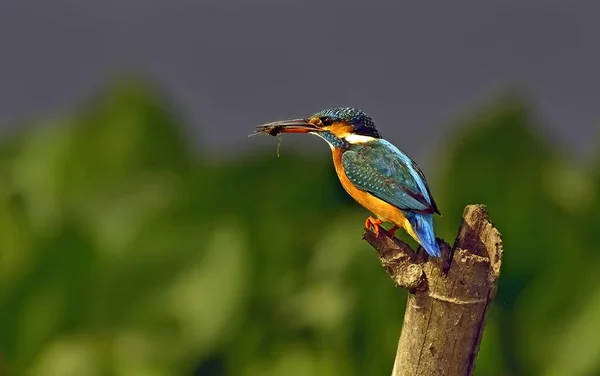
top-left (363, 204), bottom-right (503, 376)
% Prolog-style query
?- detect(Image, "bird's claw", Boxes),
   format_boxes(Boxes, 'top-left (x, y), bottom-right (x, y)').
top-left (365, 216), bottom-right (384, 236)
top-left (387, 225), bottom-right (399, 237)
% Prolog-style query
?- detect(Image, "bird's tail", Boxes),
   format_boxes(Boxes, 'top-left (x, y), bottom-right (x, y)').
top-left (406, 212), bottom-right (441, 257)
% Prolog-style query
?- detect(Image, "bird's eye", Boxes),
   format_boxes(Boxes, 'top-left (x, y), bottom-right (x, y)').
top-left (320, 116), bottom-right (333, 126)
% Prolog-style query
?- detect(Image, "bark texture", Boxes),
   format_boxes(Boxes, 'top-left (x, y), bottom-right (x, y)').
top-left (363, 204), bottom-right (503, 376)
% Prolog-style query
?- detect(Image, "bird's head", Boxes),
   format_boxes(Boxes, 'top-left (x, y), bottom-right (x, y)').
top-left (259, 107), bottom-right (381, 149)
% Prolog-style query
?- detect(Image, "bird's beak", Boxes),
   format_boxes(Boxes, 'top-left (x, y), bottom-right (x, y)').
top-left (255, 118), bottom-right (322, 136)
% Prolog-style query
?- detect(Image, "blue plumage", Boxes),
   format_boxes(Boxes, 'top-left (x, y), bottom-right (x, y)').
top-left (342, 140), bottom-right (439, 215)
top-left (319, 130), bottom-right (350, 149)
top-left (341, 139), bottom-right (441, 257)
top-left (404, 211), bottom-right (441, 258)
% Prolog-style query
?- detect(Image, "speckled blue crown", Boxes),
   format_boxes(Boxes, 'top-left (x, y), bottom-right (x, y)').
top-left (313, 107), bottom-right (381, 138)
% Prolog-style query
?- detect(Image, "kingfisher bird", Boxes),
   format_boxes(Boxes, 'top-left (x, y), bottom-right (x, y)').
top-left (256, 107), bottom-right (441, 257)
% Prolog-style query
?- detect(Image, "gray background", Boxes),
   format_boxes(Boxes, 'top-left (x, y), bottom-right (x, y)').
top-left (1, 0), bottom-right (599, 158)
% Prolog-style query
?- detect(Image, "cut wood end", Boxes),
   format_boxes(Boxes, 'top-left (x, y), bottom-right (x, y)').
top-left (457, 204), bottom-right (503, 276)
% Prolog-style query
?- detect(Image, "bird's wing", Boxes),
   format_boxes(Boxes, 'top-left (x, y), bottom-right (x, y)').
top-left (341, 140), bottom-right (440, 215)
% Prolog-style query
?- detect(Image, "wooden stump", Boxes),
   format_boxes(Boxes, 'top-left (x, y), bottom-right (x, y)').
top-left (363, 204), bottom-right (503, 376)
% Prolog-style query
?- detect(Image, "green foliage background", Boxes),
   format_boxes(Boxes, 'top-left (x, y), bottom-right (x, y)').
top-left (1, 78), bottom-right (599, 376)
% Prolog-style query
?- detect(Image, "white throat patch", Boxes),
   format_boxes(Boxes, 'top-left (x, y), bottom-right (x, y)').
top-left (344, 134), bottom-right (377, 144)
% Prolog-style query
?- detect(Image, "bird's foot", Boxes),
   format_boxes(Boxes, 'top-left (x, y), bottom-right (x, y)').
top-left (387, 225), bottom-right (399, 237)
top-left (365, 216), bottom-right (384, 236)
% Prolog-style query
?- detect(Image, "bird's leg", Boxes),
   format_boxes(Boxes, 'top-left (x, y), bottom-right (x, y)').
top-left (387, 225), bottom-right (400, 237)
top-left (365, 216), bottom-right (384, 236)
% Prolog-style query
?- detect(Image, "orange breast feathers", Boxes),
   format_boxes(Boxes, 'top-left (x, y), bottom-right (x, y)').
top-left (331, 149), bottom-right (415, 238)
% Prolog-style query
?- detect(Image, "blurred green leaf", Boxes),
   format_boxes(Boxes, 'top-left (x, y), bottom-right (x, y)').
top-left (1, 79), bottom-right (599, 376)
top-left (543, 281), bottom-right (600, 376)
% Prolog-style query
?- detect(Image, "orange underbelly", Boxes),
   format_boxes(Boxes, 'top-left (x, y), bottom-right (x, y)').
top-left (332, 149), bottom-right (414, 237)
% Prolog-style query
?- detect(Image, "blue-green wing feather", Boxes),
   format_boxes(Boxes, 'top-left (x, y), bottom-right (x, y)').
top-left (341, 140), bottom-right (440, 215)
